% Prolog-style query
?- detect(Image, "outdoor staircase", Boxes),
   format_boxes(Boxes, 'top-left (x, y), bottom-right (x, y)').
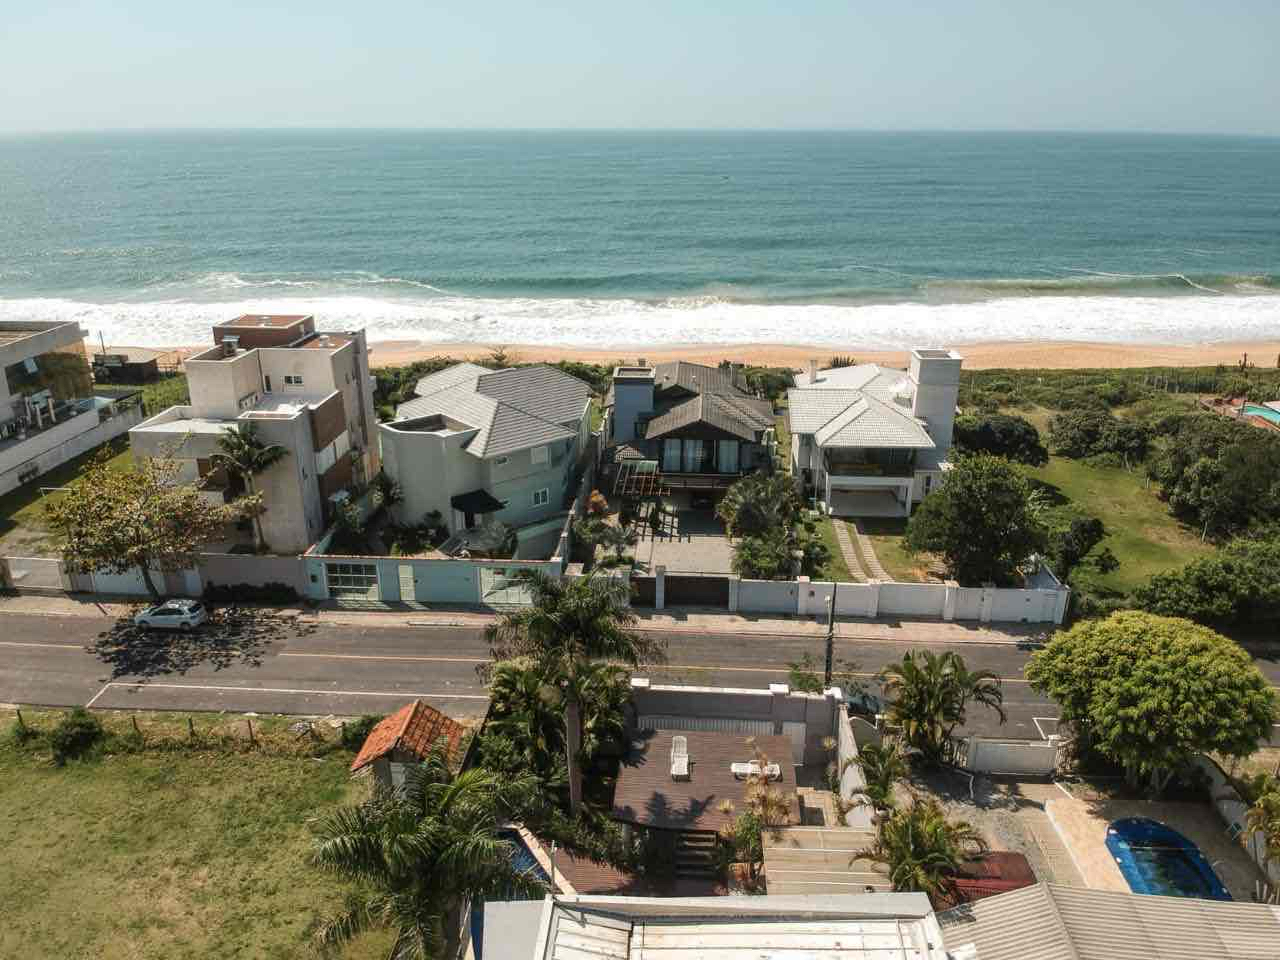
top-left (675, 832), bottom-right (720, 879)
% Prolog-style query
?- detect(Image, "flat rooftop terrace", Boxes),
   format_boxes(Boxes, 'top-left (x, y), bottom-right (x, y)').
top-left (217, 314), bottom-right (312, 329)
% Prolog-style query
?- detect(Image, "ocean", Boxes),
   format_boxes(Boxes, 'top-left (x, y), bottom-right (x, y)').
top-left (0, 130), bottom-right (1277, 350)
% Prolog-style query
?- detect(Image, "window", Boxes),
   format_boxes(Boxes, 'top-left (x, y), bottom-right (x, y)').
top-left (717, 439), bottom-right (739, 473)
top-left (494, 455), bottom-right (510, 467)
top-left (284, 374), bottom-right (304, 387)
top-left (923, 474), bottom-right (934, 495)
top-left (531, 445), bottom-right (549, 465)
top-left (263, 375), bottom-right (272, 392)
top-left (532, 488), bottom-right (549, 507)
top-left (682, 438), bottom-right (705, 473)
top-left (324, 562), bottom-right (378, 600)
top-left (662, 438), bottom-right (682, 471)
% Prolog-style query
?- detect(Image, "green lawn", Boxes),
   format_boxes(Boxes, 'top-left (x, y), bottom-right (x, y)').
top-left (774, 403), bottom-right (791, 473)
top-left (812, 516), bottom-right (856, 582)
top-left (0, 437), bottom-right (134, 555)
top-left (0, 709), bottom-right (389, 960)
top-left (858, 517), bottom-right (930, 583)
top-left (1025, 456), bottom-right (1213, 596)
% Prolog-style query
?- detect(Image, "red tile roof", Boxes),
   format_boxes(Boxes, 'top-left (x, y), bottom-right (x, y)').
top-left (349, 700), bottom-right (468, 773)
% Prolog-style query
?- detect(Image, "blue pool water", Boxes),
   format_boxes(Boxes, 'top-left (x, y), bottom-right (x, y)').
top-left (1242, 404), bottom-right (1280, 425)
top-left (1105, 818), bottom-right (1231, 901)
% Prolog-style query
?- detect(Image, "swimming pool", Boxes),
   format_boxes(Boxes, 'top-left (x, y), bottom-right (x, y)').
top-left (470, 829), bottom-right (551, 959)
top-left (1243, 404), bottom-right (1280, 425)
top-left (1105, 817), bottom-right (1231, 901)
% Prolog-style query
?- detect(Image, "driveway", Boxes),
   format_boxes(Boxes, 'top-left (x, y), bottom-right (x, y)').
top-left (636, 507), bottom-right (736, 575)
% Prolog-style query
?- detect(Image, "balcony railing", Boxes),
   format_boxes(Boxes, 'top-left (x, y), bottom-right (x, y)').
top-left (825, 459), bottom-right (915, 478)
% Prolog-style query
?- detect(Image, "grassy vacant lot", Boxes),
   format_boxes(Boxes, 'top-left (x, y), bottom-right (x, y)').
top-left (0, 437), bottom-right (134, 556)
top-left (0, 709), bottom-right (388, 960)
top-left (1025, 455), bottom-right (1213, 597)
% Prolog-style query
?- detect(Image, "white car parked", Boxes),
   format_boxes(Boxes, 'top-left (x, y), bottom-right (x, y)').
top-left (133, 599), bottom-right (210, 631)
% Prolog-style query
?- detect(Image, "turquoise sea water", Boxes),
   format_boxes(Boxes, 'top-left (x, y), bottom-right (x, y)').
top-left (0, 130), bottom-right (1277, 348)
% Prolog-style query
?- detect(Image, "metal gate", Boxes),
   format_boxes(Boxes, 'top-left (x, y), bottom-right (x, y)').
top-left (665, 574), bottom-right (730, 608)
top-left (631, 575), bottom-right (656, 607)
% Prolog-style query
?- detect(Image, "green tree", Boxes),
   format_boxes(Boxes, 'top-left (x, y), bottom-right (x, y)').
top-left (880, 651), bottom-right (1005, 767)
top-left (904, 454), bottom-right (1047, 586)
top-left (1026, 611), bottom-right (1278, 793)
top-left (1245, 776), bottom-right (1280, 868)
top-left (731, 526), bottom-right (829, 581)
top-left (213, 422), bottom-right (290, 552)
top-left (716, 742), bottom-right (794, 888)
top-left (46, 450), bottom-right (254, 600)
top-left (1136, 538), bottom-right (1280, 628)
top-left (485, 572), bottom-right (665, 813)
top-left (1048, 409), bottom-right (1150, 464)
top-left (857, 797), bottom-right (985, 900)
top-left (1046, 514), bottom-right (1114, 583)
top-left (953, 413), bottom-right (1048, 466)
top-left (310, 741), bottom-right (546, 959)
top-left (716, 472), bottom-right (804, 538)
top-left (851, 741), bottom-right (908, 813)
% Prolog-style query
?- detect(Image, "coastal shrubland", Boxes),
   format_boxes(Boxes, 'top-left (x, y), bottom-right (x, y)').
top-left (952, 412), bottom-right (1048, 466)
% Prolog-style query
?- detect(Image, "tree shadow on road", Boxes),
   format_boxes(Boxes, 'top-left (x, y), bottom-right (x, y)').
top-left (87, 606), bottom-right (320, 680)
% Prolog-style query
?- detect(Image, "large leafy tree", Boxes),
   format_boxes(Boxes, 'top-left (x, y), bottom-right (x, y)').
top-left (1026, 611), bottom-right (1278, 794)
top-left (46, 449), bottom-right (254, 600)
top-left (485, 571), bottom-right (665, 813)
top-left (953, 413), bottom-right (1048, 466)
top-left (311, 741), bottom-right (546, 960)
top-left (214, 423), bottom-right (290, 552)
top-left (858, 797), bottom-right (986, 901)
top-left (880, 651), bottom-right (1005, 767)
top-left (904, 454), bottom-right (1047, 585)
top-left (1136, 538), bottom-right (1280, 628)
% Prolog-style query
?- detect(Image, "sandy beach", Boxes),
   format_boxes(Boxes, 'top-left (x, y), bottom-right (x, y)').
top-left (101, 338), bottom-right (1280, 372)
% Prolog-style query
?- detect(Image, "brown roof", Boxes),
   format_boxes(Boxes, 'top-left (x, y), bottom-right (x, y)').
top-left (218, 314), bottom-right (312, 328)
top-left (297, 332), bottom-right (354, 349)
top-left (611, 730), bottom-right (800, 833)
top-left (644, 392), bottom-right (775, 442)
top-left (349, 700), bottom-right (468, 773)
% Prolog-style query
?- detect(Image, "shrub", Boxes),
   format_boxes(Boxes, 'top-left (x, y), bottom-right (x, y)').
top-left (50, 708), bottom-right (105, 765)
top-left (341, 714), bottom-right (386, 752)
top-left (1136, 538), bottom-right (1280, 628)
top-left (953, 413), bottom-right (1048, 466)
top-left (1048, 409), bottom-right (1150, 463)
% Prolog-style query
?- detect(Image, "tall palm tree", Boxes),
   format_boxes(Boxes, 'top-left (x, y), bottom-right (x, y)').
top-left (857, 796), bottom-right (986, 902)
top-left (879, 651), bottom-right (1005, 767)
top-left (851, 741), bottom-right (908, 813)
top-left (486, 571), bottom-right (666, 813)
top-left (1246, 777), bottom-right (1280, 866)
top-left (311, 740), bottom-right (546, 960)
top-left (213, 422), bottom-right (289, 551)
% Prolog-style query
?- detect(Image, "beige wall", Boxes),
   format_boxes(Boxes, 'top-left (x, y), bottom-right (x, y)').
top-left (186, 350), bottom-right (262, 419)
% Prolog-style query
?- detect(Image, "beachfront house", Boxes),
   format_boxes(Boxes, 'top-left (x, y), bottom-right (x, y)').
top-left (787, 349), bottom-right (961, 517)
top-left (604, 361), bottom-right (775, 498)
top-left (379, 363), bottom-right (592, 543)
top-left (129, 315), bottom-right (379, 554)
top-left (0, 321), bottom-right (144, 496)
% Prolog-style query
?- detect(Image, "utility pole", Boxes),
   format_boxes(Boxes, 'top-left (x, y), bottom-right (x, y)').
top-left (824, 582), bottom-right (837, 687)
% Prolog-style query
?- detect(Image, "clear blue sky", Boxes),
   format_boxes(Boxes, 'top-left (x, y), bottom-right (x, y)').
top-left (5, 0), bottom-right (1277, 134)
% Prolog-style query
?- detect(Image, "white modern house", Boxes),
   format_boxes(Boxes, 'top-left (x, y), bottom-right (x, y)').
top-left (787, 349), bottom-right (962, 517)
top-left (380, 363), bottom-right (592, 548)
top-left (129, 315), bottom-right (379, 554)
top-left (0, 320), bottom-right (143, 496)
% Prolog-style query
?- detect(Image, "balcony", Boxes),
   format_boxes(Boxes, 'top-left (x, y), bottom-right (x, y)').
top-left (825, 459), bottom-right (915, 479)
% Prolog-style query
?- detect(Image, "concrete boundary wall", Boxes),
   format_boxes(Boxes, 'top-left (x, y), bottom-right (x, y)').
top-left (1192, 754), bottom-right (1280, 887)
top-left (0, 403), bottom-right (143, 497)
top-left (835, 710), bottom-right (874, 829)
top-left (732, 565), bottom-right (1069, 626)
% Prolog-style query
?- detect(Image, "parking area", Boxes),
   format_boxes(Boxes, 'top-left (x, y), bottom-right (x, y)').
top-left (636, 500), bottom-right (736, 575)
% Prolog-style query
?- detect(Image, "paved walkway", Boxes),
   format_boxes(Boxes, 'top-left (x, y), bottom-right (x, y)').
top-left (851, 520), bottom-right (890, 580)
top-left (0, 592), bottom-right (1047, 644)
top-left (831, 520), bottom-right (867, 583)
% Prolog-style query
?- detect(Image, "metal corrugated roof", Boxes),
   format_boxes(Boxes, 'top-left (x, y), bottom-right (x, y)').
top-left (788, 389), bottom-right (935, 449)
top-left (938, 883), bottom-right (1280, 960)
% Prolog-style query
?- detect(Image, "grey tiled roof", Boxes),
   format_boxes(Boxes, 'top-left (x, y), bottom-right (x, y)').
top-left (413, 362), bottom-right (489, 398)
top-left (938, 883), bottom-right (1280, 960)
top-left (787, 388), bottom-right (935, 449)
top-left (652, 361), bottom-right (744, 397)
top-left (397, 361), bottom-right (590, 458)
top-left (644, 392), bottom-right (774, 442)
top-left (796, 363), bottom-right (914, 402)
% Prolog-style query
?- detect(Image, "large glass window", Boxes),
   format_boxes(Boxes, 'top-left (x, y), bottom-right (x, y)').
top-left (717, 440), bottom-right (739, 473)
top-left (662, 438), bottom-right (682, 471)
top-left (682, 439), bottom-right (705, 473)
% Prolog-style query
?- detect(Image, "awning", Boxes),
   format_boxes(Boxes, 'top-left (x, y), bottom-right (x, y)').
top-left (450, 489), bottom-right (507, 514)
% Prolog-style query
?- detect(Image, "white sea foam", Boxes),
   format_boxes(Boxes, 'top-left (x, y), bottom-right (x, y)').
top-left (0, 291), bottom-right (1277, 350)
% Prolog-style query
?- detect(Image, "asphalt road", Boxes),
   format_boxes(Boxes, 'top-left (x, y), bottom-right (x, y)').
top-left (4, 611), bottom-right (1279, 742)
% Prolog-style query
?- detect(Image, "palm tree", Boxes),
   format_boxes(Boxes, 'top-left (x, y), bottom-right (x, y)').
top-left (1246, 776), bottom-right (1280, 866)
top-left (311, 740), bottom-right (546, 960)
top-left (485, 571), bottom-right (666, 813)
top-left (852, 741), bottom-right (908, 813)
top-left (857, 796), bottom-right (986, 902)
top-left (213, 422), bottom-right (289, 551)
top-left (879, 651), bottom-right (1005, 767)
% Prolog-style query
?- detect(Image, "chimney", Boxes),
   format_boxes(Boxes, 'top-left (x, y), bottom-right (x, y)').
top-left (808, 358), bottom-right (818, 385)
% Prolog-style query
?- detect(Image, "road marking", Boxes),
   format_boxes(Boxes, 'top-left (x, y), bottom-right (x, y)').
top-left (0, 640), bottom-right (85, 651)
top-left (280, 651), bottom-right (488, 665)
top-left (84, 683), bottom-right (113, 708)
top-left (96, 681), bottom-right (490, 700)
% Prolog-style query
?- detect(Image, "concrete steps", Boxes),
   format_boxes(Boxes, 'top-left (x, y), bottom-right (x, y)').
top-left (851, 520), bottom-right (890, 580)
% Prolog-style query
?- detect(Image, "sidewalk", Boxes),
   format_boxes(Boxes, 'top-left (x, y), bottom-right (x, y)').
top-left (0, 592), bottom-right (1043, 644)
